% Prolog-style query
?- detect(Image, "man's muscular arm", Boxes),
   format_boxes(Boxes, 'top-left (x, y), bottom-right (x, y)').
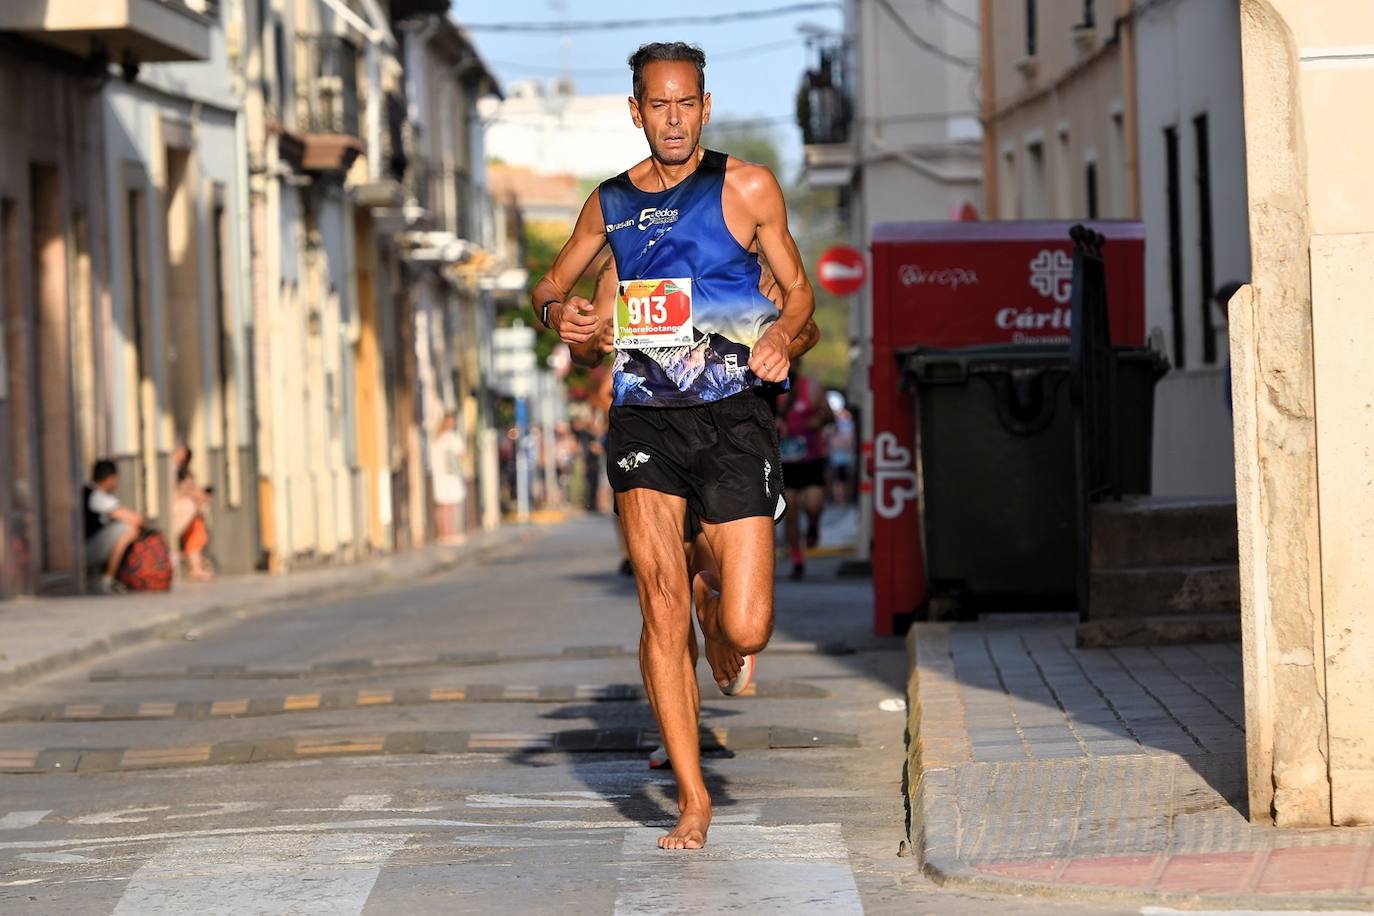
top-left (789, 318), bottom-right (821, 360)
top-left (531, 189), bottom-right (609, 345)
top-left (757, 255), bottom-right (821, 360)
top-left (731, 165), bottom-right (815, 382)
top-left (569, 257), bottom-right (617, 368)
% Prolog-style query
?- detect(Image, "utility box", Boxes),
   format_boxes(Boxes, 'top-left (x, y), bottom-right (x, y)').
top-left (868, 221), bottom-right (1146, 635)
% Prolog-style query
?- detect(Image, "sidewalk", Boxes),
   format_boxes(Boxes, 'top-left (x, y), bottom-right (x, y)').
top-left (906, 615), bottom-right (1374, 909)
top-left (0, 523), bottom-right (542, 691)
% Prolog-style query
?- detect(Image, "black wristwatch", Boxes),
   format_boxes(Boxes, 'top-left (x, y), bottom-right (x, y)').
top-left (540, 299), bottom-right (560, 329)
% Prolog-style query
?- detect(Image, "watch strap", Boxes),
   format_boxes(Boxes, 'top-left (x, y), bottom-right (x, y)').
top-left (541, 299), bottom-right (560, 329)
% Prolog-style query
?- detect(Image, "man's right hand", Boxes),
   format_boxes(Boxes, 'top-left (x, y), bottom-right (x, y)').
top-left (552, 296), bottom-right (601, 346)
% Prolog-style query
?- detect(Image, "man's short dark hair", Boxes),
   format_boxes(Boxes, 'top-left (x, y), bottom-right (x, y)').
top-left (92, 459), bottom-right (117, 483)
top-left (628, 42), bottom-right (706, 102)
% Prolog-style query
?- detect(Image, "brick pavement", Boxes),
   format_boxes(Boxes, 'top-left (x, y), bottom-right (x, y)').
top-left (907, 616), bottom-right (1374, 907)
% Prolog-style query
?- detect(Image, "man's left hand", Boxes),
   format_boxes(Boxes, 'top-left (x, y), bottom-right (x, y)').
top-left (749, 325), bottom-right (791, 382)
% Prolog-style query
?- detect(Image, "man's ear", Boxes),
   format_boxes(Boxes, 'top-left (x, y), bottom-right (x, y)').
top-left (628, 95), bottom-right (644, 129)
top-left (702, 91), bottom-right (712, 126)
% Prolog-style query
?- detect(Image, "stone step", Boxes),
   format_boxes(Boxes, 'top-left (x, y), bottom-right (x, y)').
top-left (1090, 496), bottom-right (1238, 569)
top-left (1087, 562), bottom-right (1240, 620)
top-left (1076, 613), bottom-right (1241, 648)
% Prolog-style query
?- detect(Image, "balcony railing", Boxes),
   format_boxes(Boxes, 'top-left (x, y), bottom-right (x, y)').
top-left (297, 34), bottom-right (360, 138)
top-left (796, 40), bottom-right (852, 146)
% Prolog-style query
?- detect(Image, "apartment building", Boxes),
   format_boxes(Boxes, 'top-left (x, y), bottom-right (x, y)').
top-left (799, 0), bottom-right (985, 559)
top-left (982, 0), bottom-right (1246, 497)
top-left (0, 0), bottom-right (249, 594)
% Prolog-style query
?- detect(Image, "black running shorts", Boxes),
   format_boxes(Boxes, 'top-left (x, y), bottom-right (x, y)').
top-left (782, 457), bottom-right (827, 491)
top-left (608, 391), bottom-right (785, 527)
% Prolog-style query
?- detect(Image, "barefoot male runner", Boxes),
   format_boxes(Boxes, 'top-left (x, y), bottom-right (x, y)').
top-left (532, 42), bottom-right (815, 850)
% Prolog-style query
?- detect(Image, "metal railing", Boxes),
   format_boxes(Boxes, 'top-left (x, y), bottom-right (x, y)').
top-left (1069, 225), bottom-right (1117, 619)
top-left (296, 33), bottom-right (360, 137)
top-left (796, 39), bottom-right (852, 146)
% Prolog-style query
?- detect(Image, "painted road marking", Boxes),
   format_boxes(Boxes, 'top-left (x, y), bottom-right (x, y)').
top-left (0, 727), bottom-right (858, 775)
top-left (1, 681), bottom-right (829, 724)
top-left (0, 811), bottom-right (50, 830)
top-left (465, 792), bottom-right (627, 809)
top-left (86, 643), bottom-right (865, 681)
top-left (340, 795), bottom-right (391, 811)
top-left (110, 831), bottom-right (410, 915)
top-left (613, 824), bottom-right (863, 914)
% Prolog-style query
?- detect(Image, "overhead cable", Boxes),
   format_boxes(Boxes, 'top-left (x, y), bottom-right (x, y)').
top-left (465, 3), bottom-right (843, 32)
top-left (873, 0), bottom-right (978, 69)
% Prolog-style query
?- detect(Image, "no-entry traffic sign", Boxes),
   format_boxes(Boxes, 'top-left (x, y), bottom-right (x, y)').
top-left (816, 245), bottom-right (867, 296)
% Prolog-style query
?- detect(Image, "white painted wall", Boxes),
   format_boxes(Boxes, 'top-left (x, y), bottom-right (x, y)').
top-left (479, 85), bottom-right (647, 179)
top-left (1136, 0), bottom-right (1249, 497)
top-left (101, 85), bottom-right (246, 461)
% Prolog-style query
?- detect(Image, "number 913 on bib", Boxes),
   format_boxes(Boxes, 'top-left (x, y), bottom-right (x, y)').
top-left (614, 277), bottom-right (694, 350)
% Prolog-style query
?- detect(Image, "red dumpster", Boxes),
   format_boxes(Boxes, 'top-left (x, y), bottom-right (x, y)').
top-left (868, 221), bottom-right (1146, 635)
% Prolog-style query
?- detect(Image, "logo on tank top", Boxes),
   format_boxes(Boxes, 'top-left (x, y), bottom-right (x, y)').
top-left (606, 218), bottom-right (634, 233)
top-left (637, 207), bottom-right (680, 230)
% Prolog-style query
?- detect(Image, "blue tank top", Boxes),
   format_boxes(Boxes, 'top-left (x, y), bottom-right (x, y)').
top-left (600, 149), bottom-right (779, 407)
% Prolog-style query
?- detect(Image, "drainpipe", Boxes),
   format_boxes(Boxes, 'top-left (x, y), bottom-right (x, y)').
top-left (980, 0), bottom-right (998, 217)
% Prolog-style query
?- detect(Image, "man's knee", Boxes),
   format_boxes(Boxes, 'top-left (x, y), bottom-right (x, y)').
top-left (636, 564), bottom-right (689, 638)
top-left (722, 612), bottom-right (772, 656)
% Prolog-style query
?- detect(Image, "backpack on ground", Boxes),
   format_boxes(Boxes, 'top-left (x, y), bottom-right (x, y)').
top-left (116, 529), bottom-right (174, 592)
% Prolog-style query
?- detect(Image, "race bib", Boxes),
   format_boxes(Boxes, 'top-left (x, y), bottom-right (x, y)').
top-left (614, 277), bottom-right (693, 350)
top-left (779, 435), bottom-right (809, 463)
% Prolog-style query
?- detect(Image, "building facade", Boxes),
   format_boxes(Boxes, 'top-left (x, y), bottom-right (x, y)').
top-left (982, 0), bottom-right (1247, 498)
top-left (800, 0), bottom-right (985, 560)
top-left (100, 0), bottom-right (261, 575)
top-left (1135, 0), bottom-right (1248, 497)
top-left (0, 0), bottom-right (516, 598)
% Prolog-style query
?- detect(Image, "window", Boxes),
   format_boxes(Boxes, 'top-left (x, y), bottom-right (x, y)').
top-left (1194, 113), bottom-right (1218, 365)
top-left (1025, 140), bottom-right (1047, 218)
top-left (1000, 149), bottom-right (1018, 218)
top-left (1055, 129), bottom-right (1072, 217)
top-left (1109, 110), bottom-right (1126, 216)
top-left (125, 184), bottom-right (156, 515)
top-left (1025, 0), bottom-right (1038, 57)
top-left (210, 193), bottom-right (242, 506)
top-left (1164, 125), bottom-right (1185, 369)
top-left (1085, 161), bottom-right (1099, 220)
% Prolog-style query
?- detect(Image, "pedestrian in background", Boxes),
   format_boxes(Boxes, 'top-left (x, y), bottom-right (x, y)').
top-left (84, 459), bottom-right (144, 594)
top-left (171, 445), bottom-right (215, 581)
top-left (431, 412), bottom-right (466, 543)
top-left (777, 356), bottom-right (834, 580)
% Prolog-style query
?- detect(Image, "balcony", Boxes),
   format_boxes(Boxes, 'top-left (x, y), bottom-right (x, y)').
top-left (0, 0), bottom-right (211, 64)
top-left (796, 40), bottom-right (855, 189)
top-left (296, 33), bottom-right (363, 173)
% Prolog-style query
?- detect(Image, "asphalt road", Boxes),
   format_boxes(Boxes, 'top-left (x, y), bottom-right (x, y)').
top-left (0, 515), bottom-right (1152, 914)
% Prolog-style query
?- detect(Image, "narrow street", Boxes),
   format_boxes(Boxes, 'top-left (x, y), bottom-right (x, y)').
top-left (0, 516), bottom-right (1134, 914)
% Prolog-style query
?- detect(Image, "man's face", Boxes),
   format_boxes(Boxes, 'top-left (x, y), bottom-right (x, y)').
top-left (100, 475), bottom-right (118, 493)
top-left (629, 60), bottom-right (711, 165)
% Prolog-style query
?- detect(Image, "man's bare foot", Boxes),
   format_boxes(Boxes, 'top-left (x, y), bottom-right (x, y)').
top-left (659, 807), bottom-right (711, 850)
top-left (693, 571), bottom-right (743, 690)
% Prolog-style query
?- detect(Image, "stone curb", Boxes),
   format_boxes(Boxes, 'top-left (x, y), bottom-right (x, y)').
top-left (0, 526), bottom-right (541, 693)
top-left (902, 626), bottom-right (1374, 910)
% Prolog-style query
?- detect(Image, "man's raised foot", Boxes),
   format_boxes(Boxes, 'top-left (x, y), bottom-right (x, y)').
top-left (693, 570), bottom-right (744, 691)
